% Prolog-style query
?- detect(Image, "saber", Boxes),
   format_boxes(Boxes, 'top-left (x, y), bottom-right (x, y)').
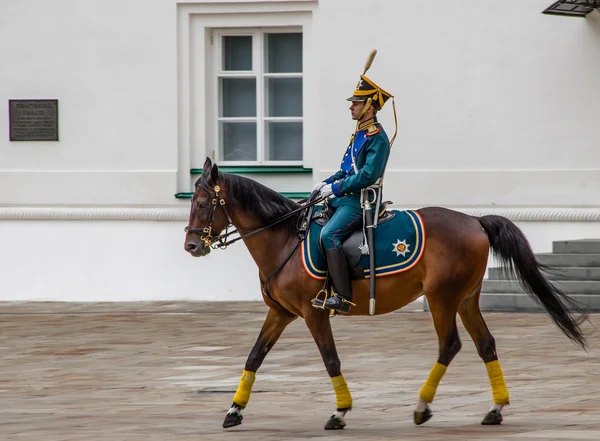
top-left (364, 197), bottom-right (377, 316)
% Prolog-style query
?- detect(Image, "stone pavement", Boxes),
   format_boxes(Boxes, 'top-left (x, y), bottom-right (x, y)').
top-left (1, 301), bottom-right (599, 441)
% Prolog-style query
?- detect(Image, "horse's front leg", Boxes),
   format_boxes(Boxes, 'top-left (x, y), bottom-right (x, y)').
top-left (304, 309), bottom-right (352, 430)
top-left (223, 305), bottom-right (296, 428)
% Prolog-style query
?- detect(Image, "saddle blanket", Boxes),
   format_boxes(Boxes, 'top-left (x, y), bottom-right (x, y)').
top-left (301, 208), bottom-right (426, 279)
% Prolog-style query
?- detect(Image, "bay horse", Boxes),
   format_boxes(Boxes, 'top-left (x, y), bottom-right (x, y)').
top-left (184, 158), bottom-right (587, 430)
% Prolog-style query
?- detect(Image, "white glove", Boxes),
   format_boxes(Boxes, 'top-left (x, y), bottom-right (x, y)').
top-left (312, 182), bottom-right (326, 192)
top-left (319, 183), bottom-right (334, 199)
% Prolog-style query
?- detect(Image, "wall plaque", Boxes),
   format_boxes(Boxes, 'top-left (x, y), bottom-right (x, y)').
top-left (9, 99), bottom-right (59, 141)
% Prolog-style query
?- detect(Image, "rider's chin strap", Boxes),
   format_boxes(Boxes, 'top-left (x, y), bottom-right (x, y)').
top-left (357, 97), bottom-right (373, 121)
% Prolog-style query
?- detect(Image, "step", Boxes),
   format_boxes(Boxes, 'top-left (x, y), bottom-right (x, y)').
top-left (535, 253), bottom-right (600, 267)
top-left (553, 239), bottom-right (600, 254)
top-left (479, 293), bottom-right (600, 312)
top-left (482, 280), bottom-right (600, 294)
top-left (488, 266), bottom-right (600, 281)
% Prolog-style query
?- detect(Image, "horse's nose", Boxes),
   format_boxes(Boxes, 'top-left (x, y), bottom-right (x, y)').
top-left (185, 242), bottom-right (198, 253)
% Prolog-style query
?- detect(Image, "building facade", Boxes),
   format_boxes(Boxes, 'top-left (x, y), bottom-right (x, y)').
top-left (1, 0), bottom-right (599, 301)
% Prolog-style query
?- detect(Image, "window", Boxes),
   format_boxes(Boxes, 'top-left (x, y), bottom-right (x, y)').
top-left (542, 0), bottom-right (599, 17)
top-left (214, 28), bottom-right (303, 165)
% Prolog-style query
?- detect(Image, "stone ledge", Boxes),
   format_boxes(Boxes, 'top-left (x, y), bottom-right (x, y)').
top-left (3, 207), bottom-right (600, 222)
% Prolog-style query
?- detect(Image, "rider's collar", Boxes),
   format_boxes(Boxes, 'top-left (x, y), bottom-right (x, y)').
top-left (357, 117), bottom-right (378, 132)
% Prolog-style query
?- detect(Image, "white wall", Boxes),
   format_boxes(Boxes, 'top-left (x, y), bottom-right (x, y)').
top-left (0, 0), bottom-right (179, 206)
top-left (0, 220), bottom-right (262, 302)
top-left (312, 1), bottom-right (600, 208)
top-left (516, 222), bottom-right (600, 253)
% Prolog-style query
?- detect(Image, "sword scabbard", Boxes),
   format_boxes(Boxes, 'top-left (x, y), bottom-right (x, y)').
top-left (364, 203), bottom-right (376, 316)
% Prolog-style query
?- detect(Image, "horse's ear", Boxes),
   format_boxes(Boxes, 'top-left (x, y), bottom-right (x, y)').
top-left (202, 157), bottom-right (213, 177)
top-left (210, 163), bottom-right (219, 185)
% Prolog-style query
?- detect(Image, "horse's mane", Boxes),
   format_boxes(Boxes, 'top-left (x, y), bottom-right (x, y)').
top-left (220, 173), bottom-right (302, 234)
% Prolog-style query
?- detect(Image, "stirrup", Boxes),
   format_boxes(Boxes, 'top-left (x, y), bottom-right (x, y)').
top-left (311, 289), bottom-right (329, 310)
top-left (311, 290), bottom-right (347, 316)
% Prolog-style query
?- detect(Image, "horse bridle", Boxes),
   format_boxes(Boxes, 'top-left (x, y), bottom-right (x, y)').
top-left (184, 184), bottom-right (234, 250)
top-left (184, 181), bottom-right (329, 301)
top-left (184, 181), bottom-right (326, 251)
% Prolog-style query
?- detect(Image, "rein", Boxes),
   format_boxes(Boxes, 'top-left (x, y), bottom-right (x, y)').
top-left (184, 184), bottom-right (325, 296)
top-left (184, 183), bottom-right (324, 249)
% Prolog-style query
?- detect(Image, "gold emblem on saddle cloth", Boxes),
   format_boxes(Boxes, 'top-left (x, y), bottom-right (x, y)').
top-left (392, 239), bottom-right (411, 257)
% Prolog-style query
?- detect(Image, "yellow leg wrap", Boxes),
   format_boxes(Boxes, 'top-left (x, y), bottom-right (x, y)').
top-left (419, 362), bottom-right (447, 403)
top-left (232, 370), bottom-right (256, 408)
top-left (331, 375), bottom-right (353, 410)
top-left (486, 360), bottom-right (510, 404)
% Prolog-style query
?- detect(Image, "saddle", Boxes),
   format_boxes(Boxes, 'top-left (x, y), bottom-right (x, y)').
top-left (312, 201), bottom-right (395, 279)
top-left (300, 199), bottom-right (426, 281)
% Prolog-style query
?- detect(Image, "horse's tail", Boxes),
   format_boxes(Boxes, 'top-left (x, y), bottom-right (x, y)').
top-left (478, 215), bottom-right (587, 350)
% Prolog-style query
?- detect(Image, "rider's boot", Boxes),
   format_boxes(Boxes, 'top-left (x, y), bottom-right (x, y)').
top-left (321, 247), bottom-right (354, 314)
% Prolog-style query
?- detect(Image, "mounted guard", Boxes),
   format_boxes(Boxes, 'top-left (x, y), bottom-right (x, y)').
top-left (311, 49), bottom-right (397, 315)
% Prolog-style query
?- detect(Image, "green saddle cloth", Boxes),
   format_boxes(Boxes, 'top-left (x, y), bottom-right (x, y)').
top-left (301, 207), bottom-right (426, 279)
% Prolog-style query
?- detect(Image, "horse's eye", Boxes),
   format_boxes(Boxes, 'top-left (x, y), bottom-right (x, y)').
top-left (199, 203), bottom-right (208, 209)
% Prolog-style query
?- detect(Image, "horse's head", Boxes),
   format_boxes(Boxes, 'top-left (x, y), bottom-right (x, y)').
top-left (184, 158), bottom-right (230, 257)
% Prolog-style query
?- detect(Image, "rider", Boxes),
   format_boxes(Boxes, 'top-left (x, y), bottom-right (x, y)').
top-left (312, 52), bottom-right (395, 313)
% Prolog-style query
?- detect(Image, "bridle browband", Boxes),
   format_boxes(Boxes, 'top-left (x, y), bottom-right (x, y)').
top-left (183, 183), bottom-right (234, 249)
top-left (184, 181), bottom-right (325, 251)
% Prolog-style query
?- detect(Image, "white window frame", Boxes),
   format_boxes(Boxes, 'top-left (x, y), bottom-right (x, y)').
top-left (176, 1), bottom-right (317, 194)
top-left (213, 27), bottom-right (304, 166)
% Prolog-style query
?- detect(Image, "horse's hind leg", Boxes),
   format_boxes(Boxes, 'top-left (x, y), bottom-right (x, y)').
top-left (304, 308), bottom-right (352, 430)
top-left (223, 306), bottom-right (296, 429)
top-left (458, 284), bottom-right (510, 425)
top-left (414, 294), bottom-right (462, 425)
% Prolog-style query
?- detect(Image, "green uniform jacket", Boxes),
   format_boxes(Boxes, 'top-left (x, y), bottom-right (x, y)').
top-left (325, 121), bottom-right (390, 208)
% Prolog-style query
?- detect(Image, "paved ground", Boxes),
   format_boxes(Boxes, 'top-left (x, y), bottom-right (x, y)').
top-left (0, 301), bottom-right (599, 441)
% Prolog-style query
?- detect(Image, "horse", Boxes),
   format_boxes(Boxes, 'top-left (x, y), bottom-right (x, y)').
top-left (184, 157), bottom-right (587, 431)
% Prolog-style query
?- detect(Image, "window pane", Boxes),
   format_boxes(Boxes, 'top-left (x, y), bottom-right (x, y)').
top-left (266, 78), bottom-right (302, 117)
top-left (221, 122), bottom-right (257, 161)
top-left (222, 36), bottom-right (252, 71)
top-left (265, 122), bottom-right (302, 161)
top-left (266, 33), bottom-right (302, 73)
top-left (220, 78), bottom-right (256, 117)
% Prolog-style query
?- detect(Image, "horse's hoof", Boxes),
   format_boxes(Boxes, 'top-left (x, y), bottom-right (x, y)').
top-left (223, 412), bottom-right (243, 428)
top-left (414, 407), bottom-right (433, 426)
top-left (481, 409), bottom-right (503, 425)
top-left (324, 415), bottom-right (346, 430)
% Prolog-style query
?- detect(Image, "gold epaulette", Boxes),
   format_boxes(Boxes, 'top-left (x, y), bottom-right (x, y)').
top-left (366, 124), bottom-right (381, 136)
